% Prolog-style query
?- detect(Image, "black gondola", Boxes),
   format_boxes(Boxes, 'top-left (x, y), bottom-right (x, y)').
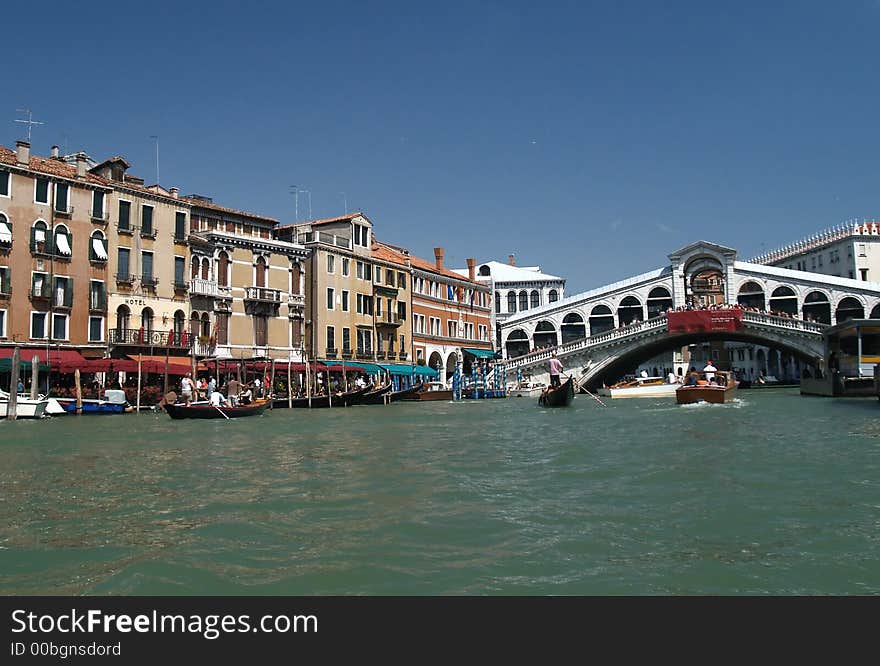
top-left (357, 384), bottom-right (395, 405)
top-left (538, 376), bottom-right (575, 407)
top-left (271, 385), bottom-right (371, 408)
top-left (164, 400), bottom-right (270, 419)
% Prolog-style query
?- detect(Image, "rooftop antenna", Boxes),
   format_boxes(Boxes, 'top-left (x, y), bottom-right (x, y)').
top-left (340, 192), bottom-right (347, 214)
top-left (15, 108), bottom-right (44, 142)
top-left (290, 185), bottom-right (298, 221)
top-left (149, 135), bottom-right (159, 184)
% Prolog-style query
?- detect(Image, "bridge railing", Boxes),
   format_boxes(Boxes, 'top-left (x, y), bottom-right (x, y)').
top-left (740, 311), bottom-right (828, 333)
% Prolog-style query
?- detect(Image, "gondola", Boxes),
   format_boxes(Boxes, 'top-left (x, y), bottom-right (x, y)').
top-left (357, 384), bottom-right (395, 405)
top-left (164, 399), bottom-right (269, 419)
top-left (538, 376), bottom-right (575, 407)
top-left (271, 385), bottom-right (371, 408)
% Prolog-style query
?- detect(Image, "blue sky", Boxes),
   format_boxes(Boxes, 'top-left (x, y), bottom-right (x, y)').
top-left (6, 1), bottom-right (880, 293)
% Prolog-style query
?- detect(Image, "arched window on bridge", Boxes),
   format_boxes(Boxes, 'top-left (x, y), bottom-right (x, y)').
top-left (505, 329), bottom-right (530, 358)
top-left (533, 320), bottom-right (558, 348)
top-left (507, 291), bottom-right (517, 313)
top-left (803, 291), bottom-right (831, 324)
top-left (530, 290), bottom-right (540, 308)
top-left (548, 289), bottom-right (559, 303)
top-left (519, 290), bottom-right (529, 312)
top-left (871, 303), bottom-right (880, 319)
top-left (561, 313), bottom-right (586, 343)
top-left (737, 281), bottom-right (766, 311)
top-left (646, 287), bottom-right (672, 318)
top-left (836, 297), bottom-right (864, 323)
top-left (769, 286), bottom-right (798, 316)
top-left (589, 304), bottom-right (615, 336)
top-left (617, 296), bottom-right (643, 326)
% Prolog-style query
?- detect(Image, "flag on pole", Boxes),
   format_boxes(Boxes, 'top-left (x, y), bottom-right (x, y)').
top-left (447, 284), bottom-right (455, 300)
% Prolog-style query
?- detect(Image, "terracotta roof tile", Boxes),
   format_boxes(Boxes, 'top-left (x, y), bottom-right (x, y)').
top-left (409, 252), bottom-right (481, 284)
top-left (371, 240), bottom-right (409, 266)
top-left (0, 146), bottom-right (108, 187)
top-left (276, 211), bottom-right (368, 230)
top-left (182, 196), bottom-right (278, 224)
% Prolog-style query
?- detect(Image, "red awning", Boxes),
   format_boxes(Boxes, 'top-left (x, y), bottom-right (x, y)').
top-left (0, 348), bottom-right (87, 372)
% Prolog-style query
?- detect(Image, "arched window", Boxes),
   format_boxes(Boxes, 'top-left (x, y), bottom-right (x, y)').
top-left (53, 224), bottom-right (72, 257)
top-left (201, 257), bottom-right (210, 280)
top-left (737, 281), bottom-right (765, 311)
top-left (190, 311), bottom-right (201, 336)
top-left (507, 291), bottom-right (517, 313)
top-left (0, 213), bottom-right (11, 248)
top-left (201, 312), bottom-right (211, 337)
top-left (530, 290), bottom-right (540, 308)
top-left (871, 303), bottom-right (880, 319)
top-left (141, 307), bottom-right (154, 334)
top-left (769, 286), bottom-right (798, 316)
top-left (115, 304), bottom-right (130, 334)
top-left (31, 220), bottom-right (49, 253)
top-left (646, 287), bottom-right (672, 318)
top-left (495, 291), bottom-right (501, 314)
top-left (589, 304), bottom-right (615, 336)
top-left (89, 230), bottom-right (108, 262)
top-left (217, 251), bottom-right (230, 287)
top-left (255, 256), bottom-right (267, 288)
top-left (548, 289), bottom-right (558, 303)
top-left (617, 295), bottom-right (643, 325)
top-left (803, 291), bottom-right (831, 324)
top-left (505, 329), bottom-right (530, 358)
top-left (191, 256), bottom-right (200, 279)
top-left (836, 297), bottom-right (864, 323)
top-left (479, 265), bottom-right (491, 276)
top-left (173, 310), bottom-right (186, 344)
top-left (519, 290), bottom-right (528, 311)
top-left (533, 320), bottom-right (558, 348)
top-left (561, 312), bottom-right (586, 343)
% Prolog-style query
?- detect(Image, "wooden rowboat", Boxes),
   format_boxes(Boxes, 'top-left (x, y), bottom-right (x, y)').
top-left (538, 376), bottom-right (575, 407)
top-left (164, 399), bottom-right (269, 419)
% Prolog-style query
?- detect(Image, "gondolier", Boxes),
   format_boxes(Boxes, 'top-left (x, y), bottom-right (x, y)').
top-left (548, 353), bottom-right (563, 388)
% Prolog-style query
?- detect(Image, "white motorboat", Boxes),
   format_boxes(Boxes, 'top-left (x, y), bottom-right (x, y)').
top-left (508, 381), bottom-right (547, 397)
top-left (597, 376), bottom-right (680, 399)
top-left (0, 389), bottom-right (49, 419)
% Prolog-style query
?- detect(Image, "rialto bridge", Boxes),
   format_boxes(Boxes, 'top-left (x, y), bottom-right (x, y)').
top-left (500, 241), bottom-right (880, 387)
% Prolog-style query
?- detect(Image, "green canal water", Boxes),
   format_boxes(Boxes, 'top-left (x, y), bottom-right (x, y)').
top-left (1, 389), bottom-right (879, 595)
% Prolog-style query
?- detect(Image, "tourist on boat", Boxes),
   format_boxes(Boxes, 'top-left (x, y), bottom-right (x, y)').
top-left (685, 368), bottom-right (699, 386)
top-left (226, 377), bottom-right (240, 406)
top-left (240, 385), bottom-right (253, 405)
top-left (210, 390), bottom-right (227, 407)
top-left (548, 353), bottom-right (563, 388)
top-left (208, 376), bottom-right (216, 396)
top-left (181, 372), bottom-right (195, 405)
top-left (703, 362), bottom-right (717, 383)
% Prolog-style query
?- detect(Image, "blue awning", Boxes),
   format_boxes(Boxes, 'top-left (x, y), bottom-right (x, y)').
top-left (343, 361), bottom-right (385, 374)
top-left (461, 347), bottom-right (498, 359)
top-left (380, 363), bottom-right (438, 377)
top-left (413, 365), bottom-right (439, 377)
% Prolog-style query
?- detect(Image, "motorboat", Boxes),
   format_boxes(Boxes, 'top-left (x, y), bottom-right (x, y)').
top-left (54, 389), bottom-right (133, 414)
top-left (0, 389), bottom-right (49, 419)
top-left (597, 375), bottom-right (679, 399)
top-left (676, 370), bottom-right (738, 404)
top-left (508, 380), bottom-right (547, 398)
top-left (401, 381), bottom-right (454, 401)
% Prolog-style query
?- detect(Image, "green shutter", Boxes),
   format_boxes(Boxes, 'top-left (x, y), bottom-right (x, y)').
top-left (30, 226), bottom-right (36, 250)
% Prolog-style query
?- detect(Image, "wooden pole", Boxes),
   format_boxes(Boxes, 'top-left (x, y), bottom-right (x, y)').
top-left (327, 370), bottom-right (332, 408)
top-left (287, 361), bottom-right (292, 408)
top-left (163, 345), bottom-right (170, 395)
top-left (305, 353), bottom-right (312, 409)
top-left (74, 368), bottom-right (83, 414)
top-left (30, 355), bottom-right (39, 399)
top-left (342, 359), bottom-right (348, 392)
top-left (136, 353), bottom-right (142, 413)
top-left (269, 359), bottom-right (275, 408)
top-left (7, 346), bottom-right (19, 420)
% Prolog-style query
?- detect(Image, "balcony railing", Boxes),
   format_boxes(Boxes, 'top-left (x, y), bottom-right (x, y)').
top-left (356, 349), bottom-right (373, 359)
top-left (190, 278), bottom-right (219, 296)
top-left (398, 351), bottom-right (408, 360)
top-left (325, 347), bottom-right (338, 358)
top-left (173, 280), bottom-right (189, 291)
top-left (109, 328), bottom-right (194, 348)
top-left (376, 312), bottom-right (403, 327)
top-left (90, 209), bottom-right (109, 222)
top-left (54, 204), bottom-right (74, 216)
top-left (116, 272), bottom-right (135, 285)
top-left (245, 286), bottom-right (282, 302)
top-left (288, 293), bottom-right (305, 307)
top-left (141, 275), bottom-right (158, 288)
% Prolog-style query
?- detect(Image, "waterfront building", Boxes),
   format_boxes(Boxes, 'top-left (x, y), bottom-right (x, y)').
top-left (454, 255), bottom-right (565, 349)
top-left (413, 248), bottom-right (493, 381)
top-left (369, 240), bottom-right (413, 363)
top-left (0, 142), bottom-right (113, 360)
top-left (274, 213), bottom-right (378, 364)
top-left (88, 157), bottom-right (193, 361)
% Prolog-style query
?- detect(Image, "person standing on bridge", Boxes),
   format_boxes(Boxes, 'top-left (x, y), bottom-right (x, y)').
top-left (548, 352), bottom-right (564, 388)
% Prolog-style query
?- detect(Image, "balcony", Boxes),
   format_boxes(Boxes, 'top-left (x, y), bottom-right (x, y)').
top-left (116, 272), bottom-right (135, 285)
top-left (29, 288), bottom-right (50, 302)
top-left (140, 228), bottom-right (157, 240)
top-left (54, 204), bottom-right (74, 217)
top-left (398, 351), bottom-right (408, 360)
top-left (117, 223), bottom-right (133, 236)
top-left (325, 347), bottom-right (338, 358)
top-left (287, 293), bottom-right (305, 307)
top-left (341, 348), bottom-right (353, 359)
top-left (356, 349), bottom-right (373, 360)
top-left (90, 209), bottom-right (109, 223)
top-left (173, 280), bottom-right (189, 292)
top-left (109, 328), bottom-right (194, 348)
top-left (141, 275), bottom-right (158, 289)
top-left (375, 351), bottom-right (386, 360)
top-left (376, 312), bottom-right (403, 328)
top-left (245, 286), bottom-right (282, 302)
top-left (30, 239), bottom-right (52, 256)
top-left (386, 351), bottom-right (397, 361)
top-left (190, 278), bottom-right (220, 297)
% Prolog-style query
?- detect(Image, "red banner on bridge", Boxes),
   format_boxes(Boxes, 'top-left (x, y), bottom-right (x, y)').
top-left (667, 308), bottom-right (744, 334)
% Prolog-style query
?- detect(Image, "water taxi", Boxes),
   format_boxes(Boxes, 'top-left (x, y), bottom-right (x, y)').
top-left (675, 370), bottom-right (738, 405)
top-left (597, 375), bottom-right (679, 399)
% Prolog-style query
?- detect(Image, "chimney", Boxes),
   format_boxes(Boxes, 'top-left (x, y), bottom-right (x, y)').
top-left (15, 140), bottom-right (30, 165)
top-left (433, 247), bottom-right (445, 270)
top-left (75, 153), bottom-right (87, 179)
top-left (50, 145), bottom-right (60, 159)
top-left (466, 258), bottom-right (476, 282)
top-left (170, 187), bottom-right (179, 199)
top-left (508, 253), bottom-right (516, 266)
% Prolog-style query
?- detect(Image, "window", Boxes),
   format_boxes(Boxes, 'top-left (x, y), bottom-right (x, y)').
top-left (54, 225), bottom-right (72, 256)
top-left (174, 257), bottom-right (186, 286)
top-left (399, 334), bottom-right (405, 351)
top-left (364, 263), bottom-right (372, 281)
top-left (174, 212), bottom-right (186, 240)
top-left (0, 267), bottom-right (9, 296)
top-left (430, 317), bottom-right (441, 336)
top-left (326, 326), bottom-right (335, 350)
top-left (519, 292), bottom-right (528, 310)
top-left (89, 231), bottom-right (108, 261)
top-left (35, 178), bottom-right (49, 204)
top-left (92, 191), bottom-right (105, 219)
top-left (89, 316), bottom-right (104, 342)
top-left (342, 290), bottom-right (349, 312)
top-left (142, 251), bottom-right (154, 283)
top-left (327, 254), bottom-right (335, 274)
top-left (354, 224), bottom-right (370, 247)
top-left (118, 200), bottom-right (131, 231)
top-left (254, 315), bottom-right (268, 347)
top-left (397, 272), bottom-right (406, 288)
top-left (54, 183), bottom-right (69, 213)
top-left (216, 312), bottom-right (229, 345)
top-left (860, 268), bottom-right (869, 281)
top-left (549, 289), bottom-right (559, 303)
top-left (375, 267), bottom-right (382, 284)
top-left (530, 290), bottom-right (540, 308)
top-left (0, 309), bottom-right (6, 337)
top-left (0, 214), bottom-right (11, 247)
top-left (117, 248), bottom-right (131, 279)
top-left (217, 251), bottom-right (229, 287)
top-left (327, 287), bottom-right (335, 310)
top-left (342, 327), bottom-right (351, 351)
top-left (0, 171), bottom-right (9, 197)
top-left (31, 272), bottom-right (48, 298)
top-left (397, 301), bottom-right (406, 320)
top-left (357, 328), bottom-right (372, 353)
top-left (356, 293), bottom-right (373, 315)
top-left (376, 296), bottom-right (382, 317)
top-left (507, 291), bottom-right (516, 312)
top-left (89, 280), bottom-right (106, 310)
top-left (448, 320), bottom-right (457, 337)
top-left (31, 312), bottom-right (47, 339)
top-left (495, 292), bottom-right (500, 313)
top-left (141, 205), bottom-right (154, 236)
top-left (342, 257), bottom-right (350, 276)
top-left (53, 277), bottom-right (73, 307)
top-left (357, 261), bottom-right (363, 279)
